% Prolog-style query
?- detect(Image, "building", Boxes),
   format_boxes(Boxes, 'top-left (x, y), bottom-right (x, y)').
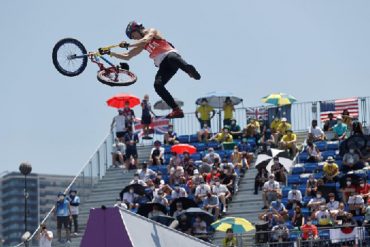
top-left (0, 172), bottom-right (74, 247)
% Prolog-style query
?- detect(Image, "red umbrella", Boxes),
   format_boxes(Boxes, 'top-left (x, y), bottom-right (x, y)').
top-left (171, 144), bottom-right (197, 155)
top-left (106, 93), bottom-right (140, 108)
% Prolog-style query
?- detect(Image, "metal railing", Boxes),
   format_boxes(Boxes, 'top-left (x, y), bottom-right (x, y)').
top-left (14, 133), bottom-right (115, 247)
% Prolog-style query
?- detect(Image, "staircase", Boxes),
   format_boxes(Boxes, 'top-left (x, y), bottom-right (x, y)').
top-left (52, 145), bottom-right (153, 247)
top-left (212, 167), bottom-right (261, 246)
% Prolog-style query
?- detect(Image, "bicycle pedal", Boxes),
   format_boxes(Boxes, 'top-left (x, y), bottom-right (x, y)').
top-left (119, 62), bottom-right (130, 71)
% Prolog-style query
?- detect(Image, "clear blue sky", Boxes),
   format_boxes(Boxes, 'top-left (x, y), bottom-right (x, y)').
top-left (1, 0), bottom-right (370, 176)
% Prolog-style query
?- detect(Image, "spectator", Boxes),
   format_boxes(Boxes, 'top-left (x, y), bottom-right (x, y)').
top-left (168, 151), bottom-right (183, 169)
top-left (219, 165), bottom-right (236, 194)
top-left (67, 189), bottom-right (80, 235)
top-left (342, 146), bottom-right (364, 172)
top-left (223, 97), bottom-right (235, 126)
top-left (138, 162), bottom-right (157, 182)
top-left (197, 123), bottom-right (212, 143)
top-left (351, 121), bottom-right (364, 136)
top-left (111, 109), bottom-right (127, 141)
top-left (307, 191), bottom-right (326, 215)
top-left (210, 126), bottom-right (233, 143)
top-left (255, 168), bottom-right (268, 195)
top-left (305, 174), bottom-right (318, 197)
top-left (326, 193), bottom-right (339, 211)
top-left (270, 116), bottom-right (281, 136)
top-left (244, 118), bottom-right (260, 140)
top-left (130, 173), bottom-right (147, 186)
top-left (112, 138), bottom-right (126, 168)
top-left (54, 192), bottom-right (71, 243)
top-left (169, 163), bottom-right (185, 185)
top-left (152, 171), bottom-right (165, 188)
top-left (286, 184), bottom-right (303, 210)
top-left (195, 98), bottom-right (215, 128)
top-left (171, 183), bottom-right (188, 199)
top-left (192, 216), bottom-right (208, 235)
top-left (322, 156), bottom-right (339, 183)
top-left (259, 129), bottom-right (275, 151)
top-left (230, 146), bottom-right (242, 170)
top-left (184, 159), bottom-right (196, 178)
top-left (306, 140), bottom-right (322, 163)
top-left (212, 177), bottom-right (231, 213)
top-left (176, 214), bottom-right (192, 234)
top-left (172, 202), bottom-right (185, 218)
top-left (36, 223), bottom-right (53, 247)
top-left (301, 218), bottom-right (319, 241)
top-left (229, 119), bottom-right (242, 139)
top-left (357, 178), bottom-right (370, 203)
top-left (203, 192), bottom-right (220, 219)
top-left (141, 94), bottom-right (155, 139)
top-left (348, 190), bottom-right (365, 216)
top-left (122, 188), bottom-right (140, 209)
top-left (292, 206), bottom-right (305, 227)
top-left (270, 220), bottom-right (289, 243)
top-left (262, 174), bottom-right (281, 209)
top-left (114, 197), bottom-right (128, 209)
top-left (124, 126), bottom-right (139, 169)
top-left (195, 179), bottom-right (211, 204)
top-left (332, 116), bottom-right (348, 140)
top-left (323, 113), bottom-right (337, 132)
top-left (122, 101), bottom-right (135, 128)
top-left (148, 204), bottom-right (166, 218)
top-left (364, 203), bottom-right (370, 233)
top-left (152, 190), bottom-right (169, 206)
top-left (342, 109), bottom-right (353, 131)
top-left (279, 129), bottom-right (297, 157)
top-left (333, 202), bottom-right (348, 224)
top-left (270, 156), bottom-right (287, 184)
top-left (150, 140), bottom-right (165, 165)
top-left (308, 120), bottom-right (325, 142)
top-left (275, 117), bottom-right (291, 142)
top-left (204, 148), bottom-right (221, 164)
top-left (270, 194), bottom-right (288, 220)
top-left (259, 210), bottom-right (280, 230)
top-left (206, 166), bottom-right (220, 185)
top-left (222, 228), bottom-right (238, 247)
top-left (314, 205), bottom-right (332, 227)
top-left (341, 177), bottom-right (357, 203)
top-left (341, 213), bottom-right (358, 228)
top-left (164, 123), bottom-right (179, 145)
top-left (240, 151), bottom-right (250, 174)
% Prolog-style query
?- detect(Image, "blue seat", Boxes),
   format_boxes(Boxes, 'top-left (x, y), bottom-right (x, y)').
top-left (353, 215), bottom-right (365, 223)
top-left (301, 208), bottom-right (310, 218)
top-left (193, 143), bottom-right (206, 152)
top-left (304, 163), bottom-right (318, 173)
top-left (288, 175), bottom-right (301, 185)
top-left (189, 134), bottom-right (199, 143)
top-left (292, 166), bottom-right (305, 174)
top-left (206, 141), bottom-right (219, 149)
top-left (177, 135), bottom-right (190, 143)
top-left (316, 141), bottom-right (327, 151)
top-left (322, 150), bottom-right (336, 160)
top-left (190, 153), bottom-right (202, 161)
top-left (319, 230), bottom-right (330, 239)
top-left (299, 175), bottom-right (309, 185)
top-left (327, 142), bottom-right (339, 150)
top-left (164, 145), bottom-right (172, 154)
top-left (299, 152), bottom-right (309, 162)
top-left (282, 187), bottom-right (291, 198)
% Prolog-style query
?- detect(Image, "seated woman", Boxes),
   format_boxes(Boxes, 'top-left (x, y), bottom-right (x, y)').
top-left (306, 140), bottom-right (322, 163)
top-left (305, 174), bottom-right (318, 197)
top-left (291, 206), bottom-right (305, 228)
top-left (270, 157), bottom-right (287, 184)
top-left (164, 124), bottom-right (179, 145)
top-left (230, 146), bottom-right (242, 171)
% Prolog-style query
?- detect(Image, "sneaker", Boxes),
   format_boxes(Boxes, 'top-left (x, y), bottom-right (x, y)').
top-left (223, 207), bottom-right (227, 213)
top-left (185, 65), bottom-right (201, 80)
top-left (166, 108), bottom-right (184, 119)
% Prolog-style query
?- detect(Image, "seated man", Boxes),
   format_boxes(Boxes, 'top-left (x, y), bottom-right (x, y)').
top-left (342, 146), bottom-right (364, 172)
top-left (169, 164), bottom-right (185, 185)
top-left (229, 119), bottom-right (242, 139)
top-left (171, 183), bottom-right (188, 200)
top-left (203, 192), bottom-right (220, 219)
top-left (262, 174), bottom-right (281, 209)
top-left (259, 209), bottom-right (281, 230)
top-left (209, 126), bottom-right (233, 143)
top-left (194, 179), bottom-right (211, 205)
top-left (270, 194), bottom-right (288, 220)
top-left (279, 129), bottom-right (297, 157)
top-left (332, 116), bottom-right (348, 140)
top-left (130, 173), bottom-right (147, 186)
top-left (322, 156), bottom-right (339, 183)
top-left (286, 184), bottom-right (303, 210)
top-left (341, 177), bottom-right (357, 203)
top-left (152, 190), bottom-right (169, 207)
top-left (270, 116), bottom-right (281, 136)
top-left (301, 218), bottom-right (319, 241)
top-left (204, 147), bottom-right (221, 164)
top-left (307, 191), bottom-right (326, 215)
top-left (112, 138), bottom-right (125, 168)
top-left (305, 174), bottom-right (318, 197)
top-left (314, 205), bottom-right (332, 227)
top-left (326, 193), bottom-right (339, 211)
top-left (275, 117), bottom-right (291, 142)
top-left (259, 129), bottom-right (276, 151)
top-left (138, 162), bottom-right (157, 183)
top-left (323, 113), bottom-right (337, 132)
top-left (348, 191), bottom-right (365, 216)
top-left (150, 140), bottom-right (165, 165)
top-left (212, 177), bottom-right (231, 213)
top-left (164, 124), bottom-right (179, 145)
top-left (306, 140), bottom-right (322, 163)
top-left (122, 188), bottom-right (140, 209)
top-left (197, 123), bottom-right (212, 143)
top-left (308, 119), bottom-right (325, 141)
top-left (271, 220), bottom-right (289, 243)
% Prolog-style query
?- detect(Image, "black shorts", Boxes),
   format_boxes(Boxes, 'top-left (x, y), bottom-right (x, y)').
top-left (141, 115), bottom-right (152, 125)
top-left (57, 216), bottom-right (69, 229)
top-left (125, 150), bottom-right (138, 160)
top-left (116, 132), bottom-right (125, 138)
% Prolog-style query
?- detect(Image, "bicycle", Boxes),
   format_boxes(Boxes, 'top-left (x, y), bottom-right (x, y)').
top-left (52, 38), bottom-right (137, 86)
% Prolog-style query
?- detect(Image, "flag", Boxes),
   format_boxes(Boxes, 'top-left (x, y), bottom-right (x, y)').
top-left (246, 107), bottom-right (268, 120)
top-left (320, 97), bottom-right (359, 122)
top-left (329, 227), bottom-right (365, 244)
top-left (134, 117), bottom-right (170, 136)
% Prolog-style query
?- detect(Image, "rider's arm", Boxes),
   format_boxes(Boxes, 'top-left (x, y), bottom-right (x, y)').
top-left (111, 46), bottom-right (144, 60)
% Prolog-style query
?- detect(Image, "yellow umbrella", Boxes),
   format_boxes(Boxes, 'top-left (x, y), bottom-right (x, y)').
top-left (261, 93), bottom-right (297, 106)
top-left (211, 217), bottom-right (255, 234)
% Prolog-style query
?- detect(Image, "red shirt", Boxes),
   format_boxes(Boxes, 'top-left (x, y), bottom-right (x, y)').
top-left (301, 224), bottom-right (318, 240)
top-left (206, 173), bottom-right (220, 184)
top-left (144, 39), bottom-right (174, 59)
top-left (357, 183), bottom-right (370, 195)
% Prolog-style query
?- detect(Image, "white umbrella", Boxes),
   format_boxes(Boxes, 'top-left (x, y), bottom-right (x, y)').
top-left (266, 157), bottom-right (293, 174)
top-left (255, 148), bottom-right (292, 172)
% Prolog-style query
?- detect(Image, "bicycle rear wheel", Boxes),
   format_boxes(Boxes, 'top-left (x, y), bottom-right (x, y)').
top-left (97, 68), bottom-right (137, 87)
top-left (52, 38), bottom-right (88, 77)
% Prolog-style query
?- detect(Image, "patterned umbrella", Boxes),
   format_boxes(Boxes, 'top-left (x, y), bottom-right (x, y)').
top-left (261, 93), bottom-right (297, 106)
top-left (211, 217), bottom-right (255, 234)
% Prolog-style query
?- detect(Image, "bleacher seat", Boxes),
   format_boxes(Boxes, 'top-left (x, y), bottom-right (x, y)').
top-left (288, 175), bottom-right (301, 185)
top-left (193, 143), bottom-right (206, 152)
top-left (321, 150), bottom-right (337, 160)
top-left (189, 134), bottom-right (198, 143)
top-left (315, 141), bottom-right (327, 151)
top-left (292, 165), bottom-right (305, 174)
top-left (164, 145), bottom-right (172, 154)
top-left (206, 141), bottom-right (219, 149)
top-left (190, 153), bottom-right (202, 161)
top-left (298, 152), bottom-right (309, 162)
top-left (177, 135), bottom-right (190, 143)
top-left (304, 163), bottom-right (318, 173)
top-left (327, 141), bottom-right (339, 150)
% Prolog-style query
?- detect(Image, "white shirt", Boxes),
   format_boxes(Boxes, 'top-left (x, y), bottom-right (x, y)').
top-left (263, 180), bottom-right (280, 191)
top-left (122, 192), bottom-right (137, 204)
top-left (112, 142), bottom-right (125, 154)
top-left (171, 188), bottom-right (188, 199)
top-left (150, 147), bottom-right (165, 157)
top-left (212, 184), bottom-right (229, 196)
top-left (113, 115), bottom-right (126, 132)
top-left (39, 231), bottom-right (53, 247)
top-left (327, 200), bottom-right (339, 210)
top-left (129, 179), bottom-right (147, 186)
top-left (348, 195), bottom-right (364, 205)
top-left (204, 152), bottom-right (221, 163)
top-left (288, 190), bottom-right (302, 202)
top-left (309, 126), bottom-right (324, 138)
top-left (195, 184), bottom-right (211, 197)
top-left (138, 169), bottom-right (156, 182)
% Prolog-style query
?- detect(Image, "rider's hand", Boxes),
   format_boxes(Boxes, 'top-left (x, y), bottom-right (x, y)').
top-left (98, 48), bottom-right (111, 55)
top-left (119, 41), bottom-right (130, 49)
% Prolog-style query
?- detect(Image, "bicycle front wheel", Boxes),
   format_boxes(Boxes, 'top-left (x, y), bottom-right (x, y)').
top-left (97, 68), bottom-right (137, 87)
top-left (52, 38), bottom-right (88, 77)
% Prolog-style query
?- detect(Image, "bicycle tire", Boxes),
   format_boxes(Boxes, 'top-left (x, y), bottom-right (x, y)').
top-left (97, 69), bottom-right (137, 87)
top-left (52, 38), bottom-right (88, 77)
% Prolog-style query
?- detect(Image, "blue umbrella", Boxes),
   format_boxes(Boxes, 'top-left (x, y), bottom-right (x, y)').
top-left (195, 91), bottom-right (243, 108)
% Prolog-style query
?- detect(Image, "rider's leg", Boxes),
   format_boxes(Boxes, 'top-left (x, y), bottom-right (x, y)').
top-left (166, 52), bottom-right (201, 80)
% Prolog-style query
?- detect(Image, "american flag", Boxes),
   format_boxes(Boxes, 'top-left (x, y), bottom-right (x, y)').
top-left (320, 97), bottom-right (359, 122)
top-left (246, 107), bottom-right (268, 120)
top-left (134, 117), bottom-right (170, 136)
